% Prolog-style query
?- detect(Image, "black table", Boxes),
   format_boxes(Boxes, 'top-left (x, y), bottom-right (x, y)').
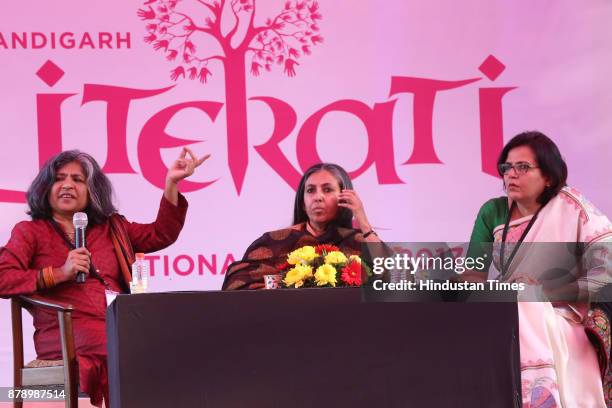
top-left (107, 288), bottom-right (520, 407)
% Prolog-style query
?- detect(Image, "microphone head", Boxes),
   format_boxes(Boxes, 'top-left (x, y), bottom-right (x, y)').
top-left (73, 212), bottom-right (88, 229)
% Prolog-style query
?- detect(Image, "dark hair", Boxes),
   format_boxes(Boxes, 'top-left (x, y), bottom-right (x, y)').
top-left (497, 131), bottom-right (567, 205)
top-left (293, 163), bottom-right (354, 229)
top-left (27, 150), bottom-right (117, 224)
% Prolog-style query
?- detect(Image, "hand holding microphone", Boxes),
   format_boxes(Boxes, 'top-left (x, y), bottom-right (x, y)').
top-left (59, 247), bottom-right (91, 283)
top-left (73, 212), bottom-right (88, 283)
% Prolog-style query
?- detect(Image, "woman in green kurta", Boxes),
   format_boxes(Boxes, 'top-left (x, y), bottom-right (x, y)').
top-left (467, 197), bottom-right (508, 273)
top-left (467, 131), bottom-right (612, 407)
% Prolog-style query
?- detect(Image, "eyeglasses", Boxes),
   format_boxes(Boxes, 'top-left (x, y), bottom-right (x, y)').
top-left (498, 162), bottom-right (538, 175)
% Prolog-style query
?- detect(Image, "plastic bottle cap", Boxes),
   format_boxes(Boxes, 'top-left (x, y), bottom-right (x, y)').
top-left (136, 253), bottom-right (145, 260)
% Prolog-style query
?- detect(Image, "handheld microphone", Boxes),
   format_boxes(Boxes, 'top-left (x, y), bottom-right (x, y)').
top-left (73, 212), bottom-right (88, 283)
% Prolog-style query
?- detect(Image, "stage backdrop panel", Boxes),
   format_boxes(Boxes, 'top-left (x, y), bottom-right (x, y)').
top-left (1, 0), bottom-right (611, 387)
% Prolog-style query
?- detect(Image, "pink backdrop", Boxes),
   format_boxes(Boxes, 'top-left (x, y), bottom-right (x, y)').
top-left (1, 0), bottom-right (611, 386)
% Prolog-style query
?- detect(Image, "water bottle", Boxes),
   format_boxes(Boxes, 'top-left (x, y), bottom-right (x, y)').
top-left (130, 253), bottom-right (148, 294)
top-left (139, 253), bottom-right (149, 293)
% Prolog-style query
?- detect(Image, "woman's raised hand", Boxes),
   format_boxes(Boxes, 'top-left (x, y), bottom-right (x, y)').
top-left (166, 147), bottom-right (210, 184)
top-left (338, 189), bottom-right (371, 232)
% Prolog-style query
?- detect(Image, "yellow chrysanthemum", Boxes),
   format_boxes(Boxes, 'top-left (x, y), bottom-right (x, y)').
top-left (324, 251), bottom-right (348, 265)
top-left (349, 255), bottom-right (362, 264)
top-left (315, 264), bottom-right (337, 287)
top-left (298, 264), bottom-right (314, 279)
top-left (283, 264), bottom-right (313, 288)
top-left (287, 245), bottom-right (318, 265)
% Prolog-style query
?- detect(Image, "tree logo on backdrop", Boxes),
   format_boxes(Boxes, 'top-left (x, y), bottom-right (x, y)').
top-left (138, 0), bottom-right (323, 192)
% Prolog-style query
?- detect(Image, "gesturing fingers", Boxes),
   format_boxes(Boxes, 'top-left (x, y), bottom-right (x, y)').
top-left (338, 190), bottom-right (361, 207)
top-left (195, 153), bottom-right (211, 167)
top-left (168, 147), bottom-right (211, 183)
top-left (182, 147), bottom-right (210, 171)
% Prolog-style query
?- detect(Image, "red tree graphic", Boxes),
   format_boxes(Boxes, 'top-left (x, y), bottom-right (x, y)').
top-left (138, 0), bottom-right (323, 193)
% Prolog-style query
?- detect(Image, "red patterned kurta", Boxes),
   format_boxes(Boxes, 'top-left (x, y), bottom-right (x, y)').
top-left (0, 195), bottom-right (188, 407)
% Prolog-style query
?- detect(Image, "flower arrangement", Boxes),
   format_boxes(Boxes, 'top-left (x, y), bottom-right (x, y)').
top-left (277, 244), bottom-right (369, 288)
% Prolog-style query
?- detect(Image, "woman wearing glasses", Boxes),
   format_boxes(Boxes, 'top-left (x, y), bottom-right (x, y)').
top-left (467, 131), bottom-right (612, 407)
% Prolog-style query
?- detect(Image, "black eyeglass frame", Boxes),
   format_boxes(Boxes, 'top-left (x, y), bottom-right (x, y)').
top-left (498, 162), bottom-right (539, 175)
